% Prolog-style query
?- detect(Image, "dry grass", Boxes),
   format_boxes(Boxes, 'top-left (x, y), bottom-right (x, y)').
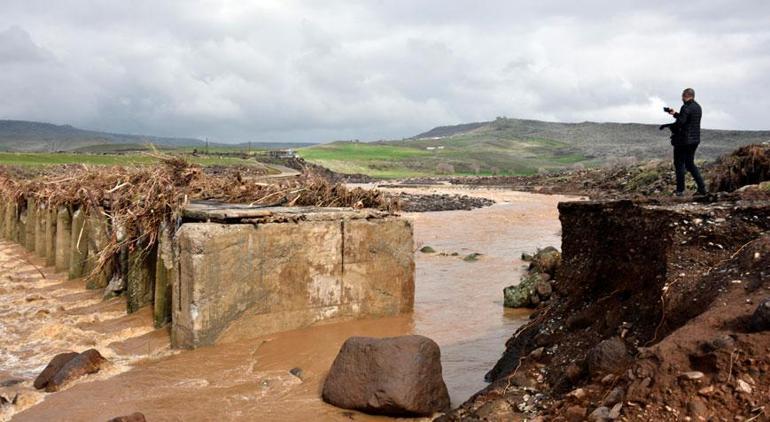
top-left (0, 157), bottom-right (398, 280)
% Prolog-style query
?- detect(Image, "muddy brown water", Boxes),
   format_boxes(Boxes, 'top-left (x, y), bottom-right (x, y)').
top-left (1, 189), bottom-right (575, 421)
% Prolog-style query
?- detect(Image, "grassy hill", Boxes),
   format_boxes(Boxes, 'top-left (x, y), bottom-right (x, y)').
top-left (0, 120), bottom-right (205, 152)
top-left (298, 117), bottom-right (770, 178)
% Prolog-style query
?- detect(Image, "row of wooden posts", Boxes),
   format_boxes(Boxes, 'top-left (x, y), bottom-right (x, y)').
top-left (0, 197), bottom-right (174, 328)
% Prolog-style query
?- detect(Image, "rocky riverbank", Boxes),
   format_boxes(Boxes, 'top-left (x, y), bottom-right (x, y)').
top-left (440, 193), bottom-right (770, 421)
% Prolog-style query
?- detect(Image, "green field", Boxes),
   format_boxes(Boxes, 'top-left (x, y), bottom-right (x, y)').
top-left (297, 135), bottom-right (589, 178)
top-left (0, 151), bottom-right (277, 169)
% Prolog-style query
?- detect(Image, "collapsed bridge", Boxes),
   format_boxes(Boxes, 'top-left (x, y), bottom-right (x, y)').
top-left (0, 163), bottom-right (414, 348)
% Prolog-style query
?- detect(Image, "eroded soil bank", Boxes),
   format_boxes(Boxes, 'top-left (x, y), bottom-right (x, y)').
top-left (3, 189), bottom-right (575, 421)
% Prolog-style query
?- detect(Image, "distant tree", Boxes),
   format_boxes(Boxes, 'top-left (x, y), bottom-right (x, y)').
top-left (435, 163), bottom-right (455, 175)
top-left (469, 162), bottom-right (481, 175)
top-left (491, 166), bottom-right (500, 176)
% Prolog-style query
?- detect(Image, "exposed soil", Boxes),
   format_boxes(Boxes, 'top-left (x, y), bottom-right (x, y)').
top-left (440, 196), bottom-right (770, 421)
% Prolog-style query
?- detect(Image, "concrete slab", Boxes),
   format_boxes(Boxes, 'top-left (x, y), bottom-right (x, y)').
top-left (172, 205), bottom-right (414, 348)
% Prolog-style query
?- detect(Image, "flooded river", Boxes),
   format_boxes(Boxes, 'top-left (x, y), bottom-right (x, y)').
top-left (1, 189), bottom-right (574, 421)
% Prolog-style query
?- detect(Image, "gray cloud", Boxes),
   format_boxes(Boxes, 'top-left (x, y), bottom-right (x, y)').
top-left (1, 0), bottom-right (769, 142)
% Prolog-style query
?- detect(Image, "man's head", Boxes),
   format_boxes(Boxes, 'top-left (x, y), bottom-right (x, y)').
top-left (682, 88), bottom-right (695, 102)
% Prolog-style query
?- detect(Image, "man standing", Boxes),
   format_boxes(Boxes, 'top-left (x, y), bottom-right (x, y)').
top-left (666, 88), bottom-right (707, 196)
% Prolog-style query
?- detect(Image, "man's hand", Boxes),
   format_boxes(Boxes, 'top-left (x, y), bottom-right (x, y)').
top-left (666, 108), bottom-right (676, 115)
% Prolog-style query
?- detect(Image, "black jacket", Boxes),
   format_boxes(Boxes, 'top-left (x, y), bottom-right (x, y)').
top-left (671, 99), bottom-right (702, 146)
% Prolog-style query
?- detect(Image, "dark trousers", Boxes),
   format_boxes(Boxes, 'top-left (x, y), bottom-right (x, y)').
top-left (673, 143), bottom-right (706, 193)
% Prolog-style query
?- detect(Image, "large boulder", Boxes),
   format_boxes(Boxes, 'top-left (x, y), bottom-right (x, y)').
top-left (587, 338), bottom-right (631, 377)
top-left (322, 335), bottom-right (450, 417)
top-left (33, 351), bottom-right (79, 390)
top-left (107, 413), bottom-right (147, 422)
top-left (44, 349), bottom-right (108, 392)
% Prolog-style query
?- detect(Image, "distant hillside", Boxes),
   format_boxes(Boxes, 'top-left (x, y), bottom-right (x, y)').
top-left (408, 117), bottom-right (770, 162)
top-left (0, 120), bottom-right (205, 152)
top-left (299, 117), bottom-right (770, 178)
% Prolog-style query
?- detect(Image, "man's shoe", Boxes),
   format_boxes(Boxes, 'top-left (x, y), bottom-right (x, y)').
top-left (674, 191), bottom-right (684, 197)
top-left (695, 190), bottom-right (708, 197)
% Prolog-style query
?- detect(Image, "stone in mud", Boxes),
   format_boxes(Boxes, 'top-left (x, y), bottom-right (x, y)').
top-left (602, 386), bottom-right (625, 406)
top-left (322, 335), bottom-right (450, 417)
top-left (588, 406), bottom-right (611, 421)
top-left (419, 245), bottom-right (436, 253)
top-left (529, 246), bottom-right (561, 277)
top-left (33, 351), bottom-right (79, 390)
top-left (107, 412), bottom-right (147, 422)
top-left (45, 349), bottom-right (108, 392)
top-left (748, 298), bottom-right (770, 332)
top-left (587, 337), bottom-right (631, 377)
top-left (289, 367), bottom-right (304, 380)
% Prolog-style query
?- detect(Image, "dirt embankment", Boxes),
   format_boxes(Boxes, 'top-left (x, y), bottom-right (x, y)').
top-left (440, 196), bottom-right (770, 421)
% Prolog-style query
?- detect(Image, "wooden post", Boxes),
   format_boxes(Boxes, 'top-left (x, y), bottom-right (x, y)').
top-left (55, 206), bottom-right (72, 271)
top-left (68, 208), bottom-right (89, 279)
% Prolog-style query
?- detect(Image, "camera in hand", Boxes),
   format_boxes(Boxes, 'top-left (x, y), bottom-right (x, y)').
top-left (663, 107), bottom-right (673, 113)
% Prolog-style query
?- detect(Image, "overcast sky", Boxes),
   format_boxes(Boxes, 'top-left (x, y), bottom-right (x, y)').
top-left (1, 1), bottom-right (769, 143)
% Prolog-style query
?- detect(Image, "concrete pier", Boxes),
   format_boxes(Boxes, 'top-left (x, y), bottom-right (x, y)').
top-left (35, 203), bottom-right (46, 257)
top-left (153, 221), bottom-right (174, 328)
top-left (171, 203), bottom-right (414, 349)
top-left (24, 199), bottom-right (35, 251)
top-left (69, 208), bottom-right (89, 279)
top-left (85, 209), bottom-right (111, 289)
top-left (127, 238), bottom-right (156, 313)
top-left (45, 206), bottom-right (57, 266)
top-left (55, 206), bottom-right (72, 271)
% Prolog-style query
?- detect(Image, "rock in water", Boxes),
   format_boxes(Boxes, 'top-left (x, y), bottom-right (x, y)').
top-left (503, 272), bottom-right (546, 308)
top-left (587, 337), bottom-right (631, 377)
top-left (107, 412), bottom-right (147, 422)
top-left (322, 335), bottom-right (450, 416)
top-left (749, 298), bottom-right (770, 331)
top-left (529, 246), bottom-right (561, 277)
top-left (33, 351), bottom-right (79, 390)
top-left (45, 349), bottom-right (108, 392)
